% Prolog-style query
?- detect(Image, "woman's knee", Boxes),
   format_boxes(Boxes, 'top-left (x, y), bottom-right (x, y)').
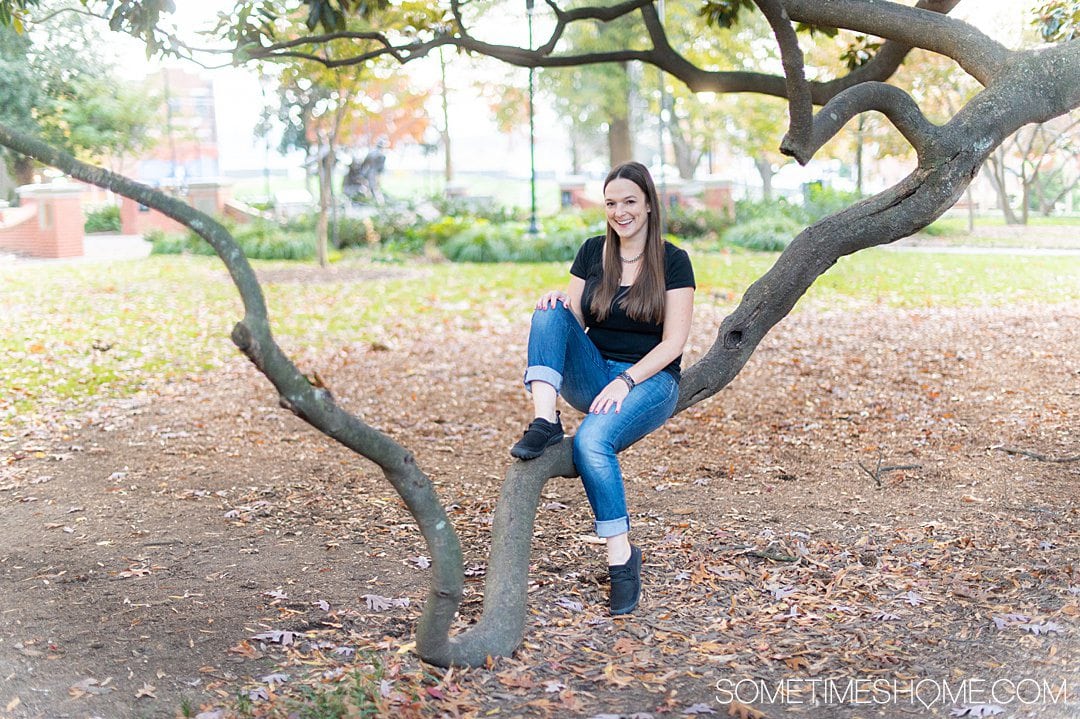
top-left (573, 423), bottom-right (615, 465)
top-left (530, 302), bottom-right (573, 332)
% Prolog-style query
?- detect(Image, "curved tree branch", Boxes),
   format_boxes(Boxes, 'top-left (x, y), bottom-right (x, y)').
top-left (782, 0), bottom-right (1009, 85)
top-left (782, 82), bottom-right (940, 164)
top-left (0, 121), bottom-right (466, 669)
top-left (754, 0), bottom-right (813, 160)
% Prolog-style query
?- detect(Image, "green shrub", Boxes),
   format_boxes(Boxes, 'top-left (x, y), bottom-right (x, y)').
top-left (802, 183), bottom-right (862, 223)
top-left (666, 205), bottom-right (732, 239)
top-left (734, 197), bottom-right (804, 224)
top-left (441, 220), bottom-right (514, 262)
top-left (147, 228), bottom-right (190, 255)
top-left (84, 204), bottom-right (121, 233)
top-left (430, 194), bottom-right (525, 224)
top-left (148, 219), bottom-right (316, 260)
top-left (723, 215), bottom-right (802, 251)
top-left (440, 214), bottom-right (593, 263)
top-left (421, 213), bottom-right (473, 245)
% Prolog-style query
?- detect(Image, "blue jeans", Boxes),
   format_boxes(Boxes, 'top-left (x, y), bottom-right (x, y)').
top-left (522, 303), bottom-right (679, 538)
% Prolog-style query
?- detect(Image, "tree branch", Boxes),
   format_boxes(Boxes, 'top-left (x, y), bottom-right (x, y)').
top-left (782, 82), bottom-right (940, 164)
top-left (754, 0), bottom-right (813, 160)
top-left (782, 0), bottom-right (1009, 85)
top-left (0, 121), bottom-right (466, 671)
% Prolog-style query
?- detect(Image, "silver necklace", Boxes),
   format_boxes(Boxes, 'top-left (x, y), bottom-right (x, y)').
top-left (620, 250), bottom-right (644, 263)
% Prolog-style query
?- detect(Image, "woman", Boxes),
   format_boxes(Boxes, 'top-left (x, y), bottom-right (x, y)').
top-left (510, 161), bottom-right (695, 615)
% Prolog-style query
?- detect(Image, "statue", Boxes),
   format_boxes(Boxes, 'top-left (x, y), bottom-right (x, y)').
top-left (343, 140), bottom-right (388, 203)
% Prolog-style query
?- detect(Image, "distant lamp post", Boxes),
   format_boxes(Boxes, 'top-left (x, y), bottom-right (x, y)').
top-left (527, 0), bottom-right (539, 235)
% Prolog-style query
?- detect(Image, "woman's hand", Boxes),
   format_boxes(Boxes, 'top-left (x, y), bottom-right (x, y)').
top-left (589, 378), bottom-right (631, 414)
top-left (536, 290), bottom-right (570, 310)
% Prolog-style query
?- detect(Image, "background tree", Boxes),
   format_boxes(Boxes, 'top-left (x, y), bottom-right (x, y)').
top-left (2, 0), bottom-right (1078, 672)
top-left (0, 7), bottom-right (159, 194)
top-left (984, 113), bottom-right (1080, 223)
top-left (276, 55), bottom-right (430, 265)
top-left (539, 12), bottom-right (644, 167)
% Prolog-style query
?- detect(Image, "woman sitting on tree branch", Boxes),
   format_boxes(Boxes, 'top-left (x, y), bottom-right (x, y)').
top-left (510, 161), bottom-right (695, 615)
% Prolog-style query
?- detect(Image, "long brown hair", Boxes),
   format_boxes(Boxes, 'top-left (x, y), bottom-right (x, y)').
top-left (590, 161), bottom-right (666, 324)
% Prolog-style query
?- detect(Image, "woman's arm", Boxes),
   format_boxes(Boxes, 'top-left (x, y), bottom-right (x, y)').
top-left (588, 286), bottom-right (695, 414)
top-left (622, 286), bottom-right (694, 385)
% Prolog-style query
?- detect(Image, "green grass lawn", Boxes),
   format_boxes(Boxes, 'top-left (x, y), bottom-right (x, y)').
top-left (3, 248), bottom-right (1078, 432)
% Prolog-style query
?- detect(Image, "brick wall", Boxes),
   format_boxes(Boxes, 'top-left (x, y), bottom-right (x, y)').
top-left (0, 204), bottom-right (40, 256)
top-left (0, 184), bottom-right (86, 258)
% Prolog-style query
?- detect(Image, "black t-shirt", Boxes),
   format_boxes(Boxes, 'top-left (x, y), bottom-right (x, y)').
top-left (569, 235), bottom-right (695, 380)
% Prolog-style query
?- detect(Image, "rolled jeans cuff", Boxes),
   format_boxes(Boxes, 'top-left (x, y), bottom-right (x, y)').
top-left (523, 365), bottom-right (563, 394)
top-left (595, 516), bottom-right (630, 538)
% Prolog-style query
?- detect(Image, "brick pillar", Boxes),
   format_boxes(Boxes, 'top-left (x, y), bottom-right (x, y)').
top-left (16, 184), bottom-right (85, 258)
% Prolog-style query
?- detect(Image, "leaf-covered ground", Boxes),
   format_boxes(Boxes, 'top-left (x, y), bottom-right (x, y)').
top-left (0, 260), bottom-right (1077, 719)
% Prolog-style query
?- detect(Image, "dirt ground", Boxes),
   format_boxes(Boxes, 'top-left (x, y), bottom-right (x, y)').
top-left (1, 294), bottom-right (1077, 719)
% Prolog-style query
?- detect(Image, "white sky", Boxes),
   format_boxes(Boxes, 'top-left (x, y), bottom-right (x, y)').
top-left (102, 0), bottom-right (1041, 175)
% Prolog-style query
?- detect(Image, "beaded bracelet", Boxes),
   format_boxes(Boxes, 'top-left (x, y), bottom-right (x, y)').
top-left (616, 371), bottom-right (636, 390)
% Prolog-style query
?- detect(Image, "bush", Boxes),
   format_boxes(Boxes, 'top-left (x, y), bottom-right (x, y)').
top-left (441, 220), bottom-right (514, 262)
top-left (149, 219), bottom-right (316, 260)
top-left (666, 205), bottom-right (732, 240)
top-left (802, 183), bottom-right (862, 223)
top-left (440, 215), bottom-right (593, 263)
top-left (430, 194), bottom-right (525, 224)
top-left (722, 215), bottom-right (802, 252)
top-left (84, 205), bottom-right (121, 233)
top-left (733, 197), bottom-right (804, 224)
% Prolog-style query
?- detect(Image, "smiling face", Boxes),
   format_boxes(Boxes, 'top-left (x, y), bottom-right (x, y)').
top-left (604, 177), bottom-right (651, 246)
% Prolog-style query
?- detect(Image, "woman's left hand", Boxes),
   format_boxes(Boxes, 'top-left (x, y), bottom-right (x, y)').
top-left (590, 378), bottom-right (631, 414)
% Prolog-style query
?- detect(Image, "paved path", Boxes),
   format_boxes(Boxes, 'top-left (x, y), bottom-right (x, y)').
top-left (884, 244), bottom-right (1080, 256)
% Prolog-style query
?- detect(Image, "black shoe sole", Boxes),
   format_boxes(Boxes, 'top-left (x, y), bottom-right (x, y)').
top-left (509, 432), bottom-right (564, 460)
top-left (611, 595), bottom-right (640, 616)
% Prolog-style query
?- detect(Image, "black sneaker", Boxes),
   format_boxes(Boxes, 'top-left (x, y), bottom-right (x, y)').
top-left (609, 544), bottom-right (642, 615)
top-left (509, 412), bottom-right (563, 460)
